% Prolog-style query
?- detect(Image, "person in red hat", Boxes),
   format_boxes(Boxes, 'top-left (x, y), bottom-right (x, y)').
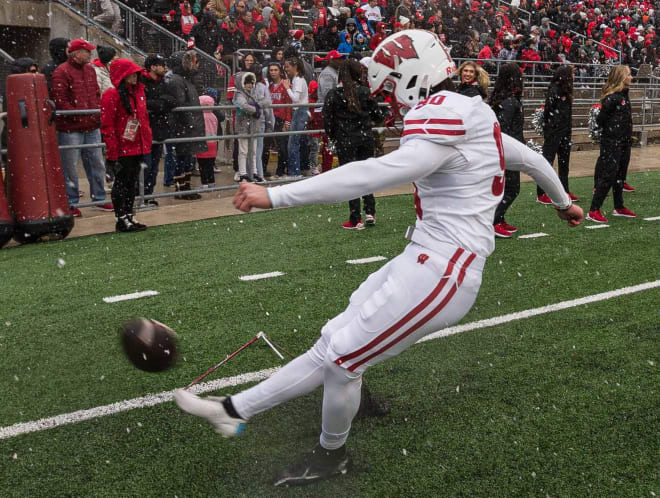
top-left (369, 21), bottom-right (388, 50)
top-left (100, 59), bottom-right (152, 232)
top-left (354, 7), bottom-right (373, 39)
top-left (51, 39), bottom-right (114, 216)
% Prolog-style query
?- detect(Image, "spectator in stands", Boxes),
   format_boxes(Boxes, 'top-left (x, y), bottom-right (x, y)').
top-left (370, 22), bottom-right (387, 50)
top-left (141, 55), bottom-right (177, 205)
top-left (261, 6), bottom-right (278, 39)
top-left (465, 31), bottom-right (480, 59)
top-left (267, 62), bottom-right (290, 178)
top-left (489, 62), bottom-right (524, 238)
top-left (165, 50), bottom-right (207, 200)
top-left (283, 56), bottom-right (308, 178)
top-left (353, 33), bottom-right (370, 54)
top-left (249, 22), bottom-right (273, 61)
top-left (322, 58), bottom-right (385, 230)
top-left (94, 0), bottom-right (122, 34)
top-left (278, 2), bottom-right (295, 43)
top-left (301, 25), bottom-right (316, 64)
top-left (498, 38), bottom-right (517, 60)
top-left (195, 94), bottom-right (220, 188)
top-left (317, 19), bottom-right (339, 52)
top-left (477, 36), bottom-right (495, 73)
top-left (100, 59), bottom-right (151, 232)
top-left (394, 0), bottom-right (412, 25)
top-left (308, 0), bottom-right (329, 35)
top-left (208, 0), bottom-right (229, 19)
top-left (316, 50), bottom-right (342, 173)
top-left (253, 65), bottom-right (274, 181)
top-left (537, 65), bottom-right (578, 205)
top-left (363, 0), bottom-right (382, 27)
top-left (238, 9), bottom-right (256, 44)
top-left (457, 61), bottom-right (488, 99)
top-left (180, 0), bottom-right (199, 35)
top-left (521, 38), bottom-right (542, 74)
top-left (587, 65), bottom-right (637, 223)
top-left (220, 15), bottom-right (245, 55)
top-left (43, 37), bottom-right (69, 92)
top-left (354, 8), bottom-right (374, 41)
top-left (92, 45), bottom-right (117, 96)
top-left (306, 80), bottom-right (322, 176)
top-left (51, 39), bottom-right (113, 217)
top-left (190, 11), bottom-right (224, 55)
top-left (233, 71), bottom-right (260, 182)
top-left (338, 30), bottom-right (354, 56)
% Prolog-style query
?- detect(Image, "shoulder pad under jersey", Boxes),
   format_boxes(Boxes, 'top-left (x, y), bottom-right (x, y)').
top-left (401, 91), bottom-right (476, 146)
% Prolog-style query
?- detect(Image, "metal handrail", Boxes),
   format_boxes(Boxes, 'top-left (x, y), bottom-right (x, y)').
top-left (51, 0), bottom-right (148, 58)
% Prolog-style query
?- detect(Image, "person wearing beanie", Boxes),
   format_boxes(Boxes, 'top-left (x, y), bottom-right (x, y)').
top-left (92, 45), bottom-right (118, 96)
top-left (43, 37), bottom-right (70, 92)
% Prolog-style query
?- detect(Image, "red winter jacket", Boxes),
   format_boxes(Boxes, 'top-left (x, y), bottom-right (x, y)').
top-left (51, 58), bottom-right (102, 132)
top-left (100, 59), bottom-right (152, 161)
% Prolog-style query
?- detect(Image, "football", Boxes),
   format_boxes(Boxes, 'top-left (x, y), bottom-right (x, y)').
top-left (119, 318), bottom-right (178, 372)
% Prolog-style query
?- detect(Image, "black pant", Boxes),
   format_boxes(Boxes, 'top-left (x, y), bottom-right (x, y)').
top-left (590, 139), bottom-right (630, 211)
top-left (197, 157), bottom-right (216, 185)
top-left (112, 155), bottom-right (143, 218)
top-left (538, 133), bottom-right (571, 196)
top-left (337, 140), bottom-right (376, 224)
top-left (274, 117), bottom-right (289, 176)
top-left (493, 169), bottom-right (520, 224)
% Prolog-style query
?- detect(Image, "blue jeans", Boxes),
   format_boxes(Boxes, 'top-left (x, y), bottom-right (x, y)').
top-left (164, 143), bottom-right (176, 186)
top-left (57, 129), bottom-right (107, 205)
top-left (143, 143), bottom-right (163, 195)
top-left (287, 108), bottom-right (309, 176)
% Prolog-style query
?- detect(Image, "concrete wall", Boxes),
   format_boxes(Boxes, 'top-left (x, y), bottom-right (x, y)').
top-left (0, 0), bottom-right (50, 29)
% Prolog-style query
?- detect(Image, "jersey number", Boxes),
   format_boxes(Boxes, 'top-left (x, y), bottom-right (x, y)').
top-left (412, 94), bottom-right (446, 111)
top-left (491, 122), bottom-right (505, 196)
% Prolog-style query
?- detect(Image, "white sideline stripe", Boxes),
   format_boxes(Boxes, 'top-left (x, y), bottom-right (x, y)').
top-left (2, 280), bottom-right (659, 441)
top-left (239, 271), bottom-right (285, 281)
top-left (585, 224), bottom-right (609, 229)
top-left (346, 256), bottom-right (388, 264)
top-left (0, 368), bottom-right (280, 441)
top-left (102, 291), bottom-right (159, 303)
top-left (518, 232), bottom-right (549, 239)
top-left (643, 216), bottom-right (660, 221)
top-left (417, 280), bottom-right (660, 343)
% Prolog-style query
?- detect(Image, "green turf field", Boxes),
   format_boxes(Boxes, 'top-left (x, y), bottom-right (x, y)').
top-left (0, 171), bottom-right (658, 497)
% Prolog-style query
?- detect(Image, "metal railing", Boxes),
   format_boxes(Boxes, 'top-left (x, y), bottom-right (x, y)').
top-left (51, 0), bottom-right (147, 59)
top-left (54, 0), bottom-right (231, 95)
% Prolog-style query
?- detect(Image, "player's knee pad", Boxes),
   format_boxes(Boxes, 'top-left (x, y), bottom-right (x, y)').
top-left (323, 354), bottom-right (362, 384)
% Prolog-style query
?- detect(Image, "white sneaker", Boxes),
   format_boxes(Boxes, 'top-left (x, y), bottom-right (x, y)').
top-left (365, 214), bottom-right (376, 226)
top-left (173, 389), bottom-right (246, 437)
top-left (310, 167), bottom-right (320, 176)
top-left (233, 171), bottom-right (240, 182)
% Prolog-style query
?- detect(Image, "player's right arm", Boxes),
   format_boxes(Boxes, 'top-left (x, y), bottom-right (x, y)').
top-left (233, 140), bottom-right (457, 212)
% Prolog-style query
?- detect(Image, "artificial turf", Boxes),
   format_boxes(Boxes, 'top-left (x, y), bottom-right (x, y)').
top-left (0, 171), bottom-right (658, 496)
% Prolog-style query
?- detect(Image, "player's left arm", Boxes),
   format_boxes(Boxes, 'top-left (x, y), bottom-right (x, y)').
top-left (501, 133), bottom-right (584, 227)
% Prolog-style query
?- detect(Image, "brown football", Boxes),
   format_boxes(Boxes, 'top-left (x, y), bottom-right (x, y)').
top-left (120, 318), bottom-right (178, 372)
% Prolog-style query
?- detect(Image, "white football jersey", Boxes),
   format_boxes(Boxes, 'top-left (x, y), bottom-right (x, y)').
top-left (399, 90), bottom-right (505, 256)
top-left (267, 90), bottom-right (568, 258)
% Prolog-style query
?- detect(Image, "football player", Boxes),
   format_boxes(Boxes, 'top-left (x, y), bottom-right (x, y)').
top-left (175, 30), bottom-right (584, 486)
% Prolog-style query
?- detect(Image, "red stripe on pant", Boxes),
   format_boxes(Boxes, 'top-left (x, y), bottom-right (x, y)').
top-left (335, 248), bottom-right (465, 368)
top-left (345, 252), bottom-right (477, 373)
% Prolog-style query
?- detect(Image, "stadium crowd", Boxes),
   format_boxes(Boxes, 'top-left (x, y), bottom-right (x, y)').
top-left (3, 0), bottom-right (647, 232)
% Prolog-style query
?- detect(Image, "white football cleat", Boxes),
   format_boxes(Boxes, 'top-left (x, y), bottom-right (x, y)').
top-left (173, 389), bottom-right (246, 437)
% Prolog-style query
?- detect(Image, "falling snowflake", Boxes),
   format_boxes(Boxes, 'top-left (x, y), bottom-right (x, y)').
top-left (57, 258), bottom-right (66, 268)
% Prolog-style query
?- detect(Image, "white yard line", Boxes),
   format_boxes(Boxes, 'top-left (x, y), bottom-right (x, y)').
top-left (517, 233), bottom-right (549, 239)
top-left (102, 291), bottom-right (159, 303)
top-left (643, 216), bottom-right (660, 221)
top-left (346, 256), bottom-right (388, 264)
top-left (585, 224), bottom-right (610, 229)
top-left (2, 279), bottom-right (659, 441)
top-left (239, 271), bottom-right (285, 281)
